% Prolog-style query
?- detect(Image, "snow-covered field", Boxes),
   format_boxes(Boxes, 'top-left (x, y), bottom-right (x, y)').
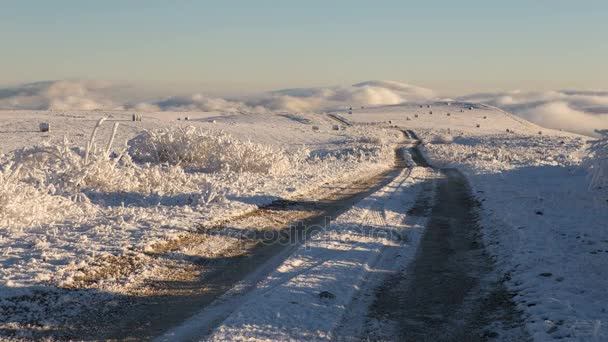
top-left (1, 101), bottom-right (607, 341)
top-left (0, 109), bottom-right (403, 337)
top-left (344, 103), bottom-right (607, 340)
top-left (419, 132), bottom-right (608, 341)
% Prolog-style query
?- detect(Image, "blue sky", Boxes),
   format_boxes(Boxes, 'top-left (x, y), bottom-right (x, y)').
top-left (1, 0), bottom-right (606, 94)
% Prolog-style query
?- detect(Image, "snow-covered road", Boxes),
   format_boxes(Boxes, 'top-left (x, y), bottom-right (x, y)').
top-left (159, 145), bottom-right (437, 341)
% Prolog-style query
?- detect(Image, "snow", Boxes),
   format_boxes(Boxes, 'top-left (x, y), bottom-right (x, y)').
top-left (335, 103), bottom-right (607, 340)
top-left (0, 109), bottom-right (402, 335)
top-left (586, 129), bottom-right (608, 189)
top-left (419, 132), bottom-right (608, 340)
top-left (160, 159), bottom-right (437, 341)
top-left (2, 100), bottom-right (607, 341)
top-left (384, 104), bottom-right (605, 340)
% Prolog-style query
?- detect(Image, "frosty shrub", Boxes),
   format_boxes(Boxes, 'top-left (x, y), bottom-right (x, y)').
top-left (0, 119), bottom-right (234, 230)
top-left (12, 118), bottom-right (202, 196)
top-left (0, 162), bottom-right (93, 228)
top-left (128, 126), bottom-right (291, 175)
top-left (308, 145), bottom-right (392, 165)
top-left (187, 180), bottom-right (226, 206)
top-left (15, 139), bottom-right (202, 196)
top-left (586, 129), bottom-right (608, 189)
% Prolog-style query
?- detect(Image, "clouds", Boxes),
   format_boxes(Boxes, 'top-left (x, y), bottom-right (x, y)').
top-left (459, 90), bottom-right (608, 137)
top-left (269, 80), bottom-right (435, 109)
top-left (132, 94), bottom-right (260, 113)
top-left (137, 80), bottom-right (437, 113)
top-left (0, 80), bottom-right (120, 111)
top-left (521, 101), bottom-right (608, 136)
top-left (0, 79), bottom-right (433, 113)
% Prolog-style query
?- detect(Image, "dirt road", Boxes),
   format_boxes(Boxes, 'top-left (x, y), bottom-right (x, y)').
top-left (367, 131), bottom-right (526, 341)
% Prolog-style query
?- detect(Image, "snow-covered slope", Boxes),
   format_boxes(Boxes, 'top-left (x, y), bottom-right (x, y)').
top-left (340, 101), bottom-right (583, 137)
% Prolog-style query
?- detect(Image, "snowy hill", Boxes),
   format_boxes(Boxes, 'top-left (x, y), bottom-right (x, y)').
top-left (340, 101), bottom-right (584, 137)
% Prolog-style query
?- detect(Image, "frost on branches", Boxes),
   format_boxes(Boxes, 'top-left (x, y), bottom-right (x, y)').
top-left (128, 126), bottom-right (292, 175)
top-left (586, 129), bottom-right (608, 190)
top-left (0, 162), bottom-right (93, 228)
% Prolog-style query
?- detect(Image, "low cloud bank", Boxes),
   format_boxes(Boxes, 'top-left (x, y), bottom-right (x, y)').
top-left (459, 90), bottom-right (608, 137)
top-left (0, 80), bottom-right (120, 111)
top-left (0, 80), bottom-right (436, 113)
top-left (134, 80), bottom-right (436, 112)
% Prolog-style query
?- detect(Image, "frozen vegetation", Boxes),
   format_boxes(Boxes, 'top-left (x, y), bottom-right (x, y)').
top-left (586, 129), bottom-right (608, 189)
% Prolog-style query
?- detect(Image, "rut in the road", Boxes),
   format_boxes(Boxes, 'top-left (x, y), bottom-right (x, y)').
top-left (369, 134), bottom-right (526, 341)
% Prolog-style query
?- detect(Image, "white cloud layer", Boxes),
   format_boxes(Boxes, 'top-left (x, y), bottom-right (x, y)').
top-left (0, 80), bottom-right (435, 113)
top-left (0, 80), bottom-right (120, 111)
top-left (459, 90), bottom-right (608, 137)
top-left (134, 80), bottom-right (436, 113)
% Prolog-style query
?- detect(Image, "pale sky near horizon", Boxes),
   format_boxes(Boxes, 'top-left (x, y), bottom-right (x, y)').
top-left (1, 0), bottom-right (606, 95)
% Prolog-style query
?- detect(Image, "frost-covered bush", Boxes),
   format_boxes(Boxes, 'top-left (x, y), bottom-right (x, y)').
top-left (1, 119), bottom-right (234, 230)
top-left (586, 129), bottom-right (608, 189)
top-left (419, 132), bottom-right (583, 173)
top-left (128, 126), bottom-right (291, 175)
top-left (15, 139), bottom-right (203, 196)
top-left (0, 163), bottom-right (93, 228)
top-left (304, 126), bottom-right (400, 167)
top-left (308, 145), bottom-right (393, 165)
top-left (13, 118), bottom-right (123, 193)
top-left (187, 180), bottom-right (226, 206)
top-left (12, 119), bottom-right (203, 196)
top-left (343, 126), bottom-right (402, 147)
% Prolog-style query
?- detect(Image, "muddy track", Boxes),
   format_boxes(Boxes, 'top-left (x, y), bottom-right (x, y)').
top-left (70, 131), bottom-right (412, 341)
top-left (369, 131), bottom-right (526, 341)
